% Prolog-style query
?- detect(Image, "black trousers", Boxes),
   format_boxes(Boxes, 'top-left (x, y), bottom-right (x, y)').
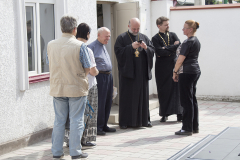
top-left (96, 73), bottom-right (113, 131)
top-left (178, 73), bottom-right (200, 132)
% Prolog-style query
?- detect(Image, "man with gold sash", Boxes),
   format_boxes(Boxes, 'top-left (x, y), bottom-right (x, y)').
top-left (152, 16), bottom-right (182, 123)
top-left (114, 18), bottom-right (155, 129)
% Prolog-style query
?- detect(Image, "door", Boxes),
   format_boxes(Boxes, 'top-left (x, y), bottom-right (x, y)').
top-left (112, 2), bottom-right (139, 104)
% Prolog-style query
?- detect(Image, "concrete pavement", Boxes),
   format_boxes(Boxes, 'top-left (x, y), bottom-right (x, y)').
top-left (0, 100), bottom-right (240, 160)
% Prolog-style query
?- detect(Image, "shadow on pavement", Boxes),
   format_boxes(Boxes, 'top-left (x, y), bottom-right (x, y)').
top-left (1, 149), bottom-right (52, 160)
top-left (114, 134), bottom-right (185, 147)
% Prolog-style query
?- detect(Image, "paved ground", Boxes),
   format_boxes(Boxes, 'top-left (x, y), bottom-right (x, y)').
top-left (0, 100), bottom-right (240, 160)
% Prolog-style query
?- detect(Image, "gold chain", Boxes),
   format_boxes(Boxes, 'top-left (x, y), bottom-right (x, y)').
top-left (127, 31), bottom-right (140, 57)
top-left (158, 32), bottom-right (170, 46)
top-left (127, 31), bottom-right (139, 43)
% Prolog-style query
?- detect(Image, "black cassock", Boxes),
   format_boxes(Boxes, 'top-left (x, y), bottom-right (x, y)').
top-left (152, 32), bottom-right (182, 117)
top-left (114, 31), bottom-right (154, 127)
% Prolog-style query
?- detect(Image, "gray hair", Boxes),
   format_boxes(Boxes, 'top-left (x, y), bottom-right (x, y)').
top-left (60, 15), bottom-right (78, 33)
top-left (97, 27), bottom-right (110, 34)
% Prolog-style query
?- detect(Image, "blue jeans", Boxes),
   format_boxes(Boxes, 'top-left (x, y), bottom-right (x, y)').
top-left (51, 96), bottom-right (87, 157)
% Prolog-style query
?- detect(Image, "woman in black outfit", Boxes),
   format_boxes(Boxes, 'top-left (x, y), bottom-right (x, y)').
top-left (173, 20), bottom-right (201, 136)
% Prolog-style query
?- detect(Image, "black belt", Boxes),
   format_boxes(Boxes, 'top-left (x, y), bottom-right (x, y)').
top-left (99, 71), bottom-right (111, 75)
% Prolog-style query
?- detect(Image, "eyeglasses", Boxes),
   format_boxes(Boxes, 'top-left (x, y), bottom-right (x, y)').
top-left (183, 27), bottom-right (190, 30)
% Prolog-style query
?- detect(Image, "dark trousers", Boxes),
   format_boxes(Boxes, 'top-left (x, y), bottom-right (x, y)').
top-left (96, 73), bottom-right (113, 131)
top-left (179, 73), bottom-right (200, 132)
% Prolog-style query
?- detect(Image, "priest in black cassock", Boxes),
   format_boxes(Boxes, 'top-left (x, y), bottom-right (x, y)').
top-left (152, 16), bottom-right (183, 122)
top-left (114, 18), bottom-right (155, 129)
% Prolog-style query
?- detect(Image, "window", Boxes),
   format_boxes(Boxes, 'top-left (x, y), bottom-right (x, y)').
top-left (25, 0), bottom-right (55, 76)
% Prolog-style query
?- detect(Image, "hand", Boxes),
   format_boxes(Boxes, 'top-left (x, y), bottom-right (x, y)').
top-left (140, 41), bottom-right (147, 50)
top-left (174, 41), bottom-right (179, 45)
top-left (132, 41), bottom-right (141, 49)
top-left (162, 47), bottom-right (165, 49)
top-left (172, 73), bottom-right (179, 82)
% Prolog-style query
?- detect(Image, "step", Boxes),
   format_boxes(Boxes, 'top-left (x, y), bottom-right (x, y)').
top-left (168, 135), bottom-right (216, 160)
top-left (108, 98), bottom-right (159, 124)
top-left (168, 127), bottom-right (240, 160)
top-left (188, 127), bottom-right (240, 160)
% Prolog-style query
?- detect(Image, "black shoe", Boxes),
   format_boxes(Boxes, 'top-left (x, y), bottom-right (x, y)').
top-left (72, 153), bottom-right (88, 159)
top-left (160, 116), bottom-right (168, 122)
top-left (193, 130), bottom-right (199, 133)
top-left (175, 130), bottom-right (192, 136)
top-left (53, 154), bottom-right (64, 159)
top-left (103, 127), bottom-right (116, 132)
top-left (177, 114), bottom-right (183, 122)
top-left (97, 130), bottom-right (106, 135)
top-left (147, 121), bottom-right (153, 127)
top-left (82, 142), bottom-right (96, 147)
top-left (120, 126), bottom-right (127, 129)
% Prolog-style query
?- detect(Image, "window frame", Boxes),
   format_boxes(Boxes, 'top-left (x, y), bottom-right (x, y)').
top-left (25, 3), bottom-right (38, 76)
top-left (25, 0), bottom-right (56, 76)
top-left (18, 0), bottom-right (65, 90)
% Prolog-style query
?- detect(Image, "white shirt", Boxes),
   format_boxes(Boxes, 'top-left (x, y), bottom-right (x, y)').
top-left (87, 47), bottom-right (97, 89)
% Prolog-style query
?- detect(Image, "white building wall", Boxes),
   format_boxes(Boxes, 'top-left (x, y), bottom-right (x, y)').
top-left (67, 0), bottom-right (98, 44)
top-left (169, 8), bottom-right (240, 99)
top-left (0, 0), bottom-right (54, 144)
top-left (140, 0), bottom-right (155, 95)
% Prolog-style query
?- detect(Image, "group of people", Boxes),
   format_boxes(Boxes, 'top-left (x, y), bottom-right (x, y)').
top-left (47, 15), bottom-right (201, 159)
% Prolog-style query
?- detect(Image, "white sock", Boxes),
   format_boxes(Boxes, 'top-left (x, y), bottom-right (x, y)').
top-left (181, 129), bottom-right (185, 132)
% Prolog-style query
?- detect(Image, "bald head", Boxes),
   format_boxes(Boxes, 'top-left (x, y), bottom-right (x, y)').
top-left (98, 27), bottom-right (110, 35)
top-left (128, 18), bottom-right (141, 35)
top-left (129, 18), bottom-right (141, 26)
top-left (97, 27), bottom-right (111, 44)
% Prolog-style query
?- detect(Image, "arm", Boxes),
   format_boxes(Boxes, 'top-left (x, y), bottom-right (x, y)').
top-left (87, 47), bottom-right (99, 76)
top-left (79, 44), bottom-right (91, 76)
top-left (164, 33), bottom-right (181, 52)
top-left (173, 40), bottom-right (190, 82)
top-left (90, 67), bottom-right (99, 76)
top-left (140, 38), bottom-right (155, 56)
top-left (84, 68), bottom-right (90, 76)
top-left (151, 36), bottom-right (173, 57)
top-left (173, 55), bottom-right (186, 82)
top-left (174, 55), bottom-right (185, 72)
